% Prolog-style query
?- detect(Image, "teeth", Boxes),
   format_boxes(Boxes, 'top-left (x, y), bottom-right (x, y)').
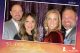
top-left (66, 23), bottom-right (70, 24)
top-left (51, 25), bottom-right (53, 26)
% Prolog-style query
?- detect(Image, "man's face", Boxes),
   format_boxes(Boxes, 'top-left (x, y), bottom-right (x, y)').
top-left (10, 5), bottom-right (23, 21)
top-left (62, 10), bottom-right (77, 30)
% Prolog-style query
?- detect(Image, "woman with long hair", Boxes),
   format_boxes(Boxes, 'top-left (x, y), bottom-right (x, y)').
top-left (43, 9), bottom-right (63, 43)
top-left (14, 13), bottom-right (38, 41)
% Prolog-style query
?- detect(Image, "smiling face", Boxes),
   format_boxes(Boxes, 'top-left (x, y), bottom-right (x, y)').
top-left (62, 9), bottom-right (77, 30)
top-left (47, 13), bottom-right (59, 31)
top-left (24, 15), bottom-right (36, 31)
top-left (10, 4), bottom-right (23, 21)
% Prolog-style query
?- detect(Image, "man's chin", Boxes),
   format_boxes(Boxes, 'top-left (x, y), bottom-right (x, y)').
top-left (64, 26), bottom-right (72, 30)
top-left (15, 19), bottom-right (21, 21)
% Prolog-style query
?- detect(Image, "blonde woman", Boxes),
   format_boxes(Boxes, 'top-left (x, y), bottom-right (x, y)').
top-left (14, 13), bottom-right (38, 41)
top-left (43, 9), bottom-right (63, 43)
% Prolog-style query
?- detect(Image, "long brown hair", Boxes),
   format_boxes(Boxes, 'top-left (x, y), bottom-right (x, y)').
top-left (18, 13), bottom-right (38, 40)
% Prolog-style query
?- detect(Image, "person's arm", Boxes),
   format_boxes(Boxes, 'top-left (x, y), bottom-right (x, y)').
top-left (14, 34), bottom-right (21, 40)
top-left (2, 24), bottom-right (9, 40)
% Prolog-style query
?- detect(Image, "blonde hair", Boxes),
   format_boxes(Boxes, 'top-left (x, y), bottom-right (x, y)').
top-left (44, 9), bottom-right (61, 32)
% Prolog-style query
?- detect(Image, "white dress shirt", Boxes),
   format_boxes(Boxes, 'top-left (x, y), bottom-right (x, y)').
top-left (65, 28), bottom-right (72, 37)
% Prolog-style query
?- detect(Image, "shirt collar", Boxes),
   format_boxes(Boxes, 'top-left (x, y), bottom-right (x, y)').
top-left (65, 28), bottom-right (72, 37)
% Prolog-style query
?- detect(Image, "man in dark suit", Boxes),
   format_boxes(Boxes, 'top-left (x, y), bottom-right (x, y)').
top-left (62, 7), bottom-right (78, 45)
top-left (2, 4), bottom-right (23, 40)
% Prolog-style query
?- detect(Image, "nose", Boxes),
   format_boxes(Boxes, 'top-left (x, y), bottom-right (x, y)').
top-left (29, 22), bottom-right (33, 26)
top-left (63, 17), bottom-right (69, 21)
top-left (64, 16), bottom-right (70, 19)
top-left (49, 20), bottom-right (55, 26)
top-left (15, 11), bottom-right (20, 15)
top-left (51, 19), bottom-right (55, 23)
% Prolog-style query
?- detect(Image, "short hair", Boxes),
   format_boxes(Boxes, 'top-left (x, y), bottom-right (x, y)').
top-left (10, 3), bottom-right (23, 11)
top-left (62, 6), bottom-right (77, 15)
top-left (44, 9), bottom-right (61, 32)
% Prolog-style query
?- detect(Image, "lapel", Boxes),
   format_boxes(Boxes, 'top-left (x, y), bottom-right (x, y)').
top-left (9, 20), bottom-right (18, 33)
top-left (65, 26), bottom-right (76, 39)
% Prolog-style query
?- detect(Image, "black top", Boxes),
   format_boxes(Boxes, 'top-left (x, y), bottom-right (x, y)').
top-left (14, 33), bottom-right (34, 41)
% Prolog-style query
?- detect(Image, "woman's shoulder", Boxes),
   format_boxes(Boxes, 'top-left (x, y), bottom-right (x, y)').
top-left (14, 33), bottom-right (21, 40)
top-left (56, 30), bottom-right (62, 33)
top-left (56, 30), bottom-right (63, 35)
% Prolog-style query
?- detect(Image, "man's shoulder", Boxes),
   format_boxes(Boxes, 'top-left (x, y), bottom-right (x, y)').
top-left (4, 20), bottom-right (13, 25)
top-left (5, 20), bottom-right (12, 23)
top-left (4, 20), bottom-right (14, 27)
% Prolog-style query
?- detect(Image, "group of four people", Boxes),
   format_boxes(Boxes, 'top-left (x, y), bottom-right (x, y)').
top-left (2, 3), bottom-right (77, 45)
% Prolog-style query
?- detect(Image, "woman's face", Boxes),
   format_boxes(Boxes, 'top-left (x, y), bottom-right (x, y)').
top-left (47, 13), bottom-right (59, 31)
top-left (24, 15), bottom-right (35, 31)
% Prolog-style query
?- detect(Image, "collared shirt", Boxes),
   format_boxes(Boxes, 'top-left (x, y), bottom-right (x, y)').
top-left (12, 19), bottom-right (19, 31)
top-left (64, 28), bottom-right (73, 44)
top-left (65, 28), bottom-right (72, 37)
